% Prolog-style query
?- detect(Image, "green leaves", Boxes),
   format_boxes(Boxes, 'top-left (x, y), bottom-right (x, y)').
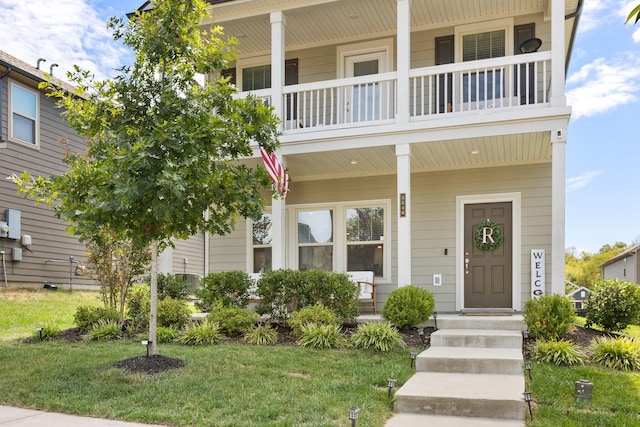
top-left (627, 4), bottom-right (640, 24)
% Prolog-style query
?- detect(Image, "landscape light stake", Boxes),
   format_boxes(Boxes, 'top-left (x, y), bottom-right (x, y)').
top-left (525, 361), bottom-right (532, 380)
top-left (141, 340), bottom-right (151, 357)
top-left (387, 378), bottom-right (396, 399)
top-left (522, 330), bottom-right (530, 351)
top-left (523, 391), bottom-right (533, 420)
top-left (36, 327), bottom-right (43, 341)
top-left (433, 312), bottom-right (438, 331)
top-left (410, 351), bottom-right (417, 369)
top-left (347, 407), bottom-right (360, 427)
top-left (417, 328), bottom-right (425, 344)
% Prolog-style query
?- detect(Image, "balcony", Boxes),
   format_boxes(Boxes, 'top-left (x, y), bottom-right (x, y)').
top-left (239, 52), bottom-right (552, 136)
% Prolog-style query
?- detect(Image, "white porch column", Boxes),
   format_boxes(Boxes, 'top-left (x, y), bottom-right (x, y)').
top-left (396, 143), bottom-right (411, 286)
top-left (270, 11), bottom-right (285, 130)
top-left (551, 128), bottom-right (567, 294)
top-left (396, 0), bottom-right (410, 123)
top-left (270, 12), bottom-right (286, 270)
top-left (550, 0), bottom-right (566, 106)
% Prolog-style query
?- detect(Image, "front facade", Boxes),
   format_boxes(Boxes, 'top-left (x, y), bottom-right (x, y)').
top-left (600, 245), bottom-right (640, 285)
top-left (194, 0), bottom-right (580, 313)
top-left (0, 51), bottom-right (93, 289)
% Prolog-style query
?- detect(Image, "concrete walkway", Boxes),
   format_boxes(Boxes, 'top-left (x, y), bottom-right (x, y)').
top-left (0, 406), bottom-right (166, 427)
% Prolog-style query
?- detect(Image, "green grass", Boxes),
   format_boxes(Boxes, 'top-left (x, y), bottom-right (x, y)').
top-left (574, 317), bottom-right (640, 337)
top-left (0, 288), bottom-right (413, 426)
top-left (0, 288), bottom-right (102, 341)
top-left (526, 362), bottom-right (640, 426)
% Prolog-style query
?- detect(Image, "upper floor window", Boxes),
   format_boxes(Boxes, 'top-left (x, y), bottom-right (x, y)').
top-left (243, 64), bottom-right (272, 92)
top-left (10, 82), bottom-right (38, 145)
top-left (462, 30), bottom-right (506, 61)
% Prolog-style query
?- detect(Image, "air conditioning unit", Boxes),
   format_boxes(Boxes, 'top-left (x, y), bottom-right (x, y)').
top-left (181, 274), bottom-right (201, 293)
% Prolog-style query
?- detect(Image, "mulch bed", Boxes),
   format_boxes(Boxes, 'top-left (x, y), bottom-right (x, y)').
top-left (36, 322), bottom-right (611, 375)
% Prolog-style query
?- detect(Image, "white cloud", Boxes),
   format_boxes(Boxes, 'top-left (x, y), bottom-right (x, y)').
top-left (0, 0), bottom-right (131, 82)
top-left (566, 171), bottom-right (604, 192)
top-left (567, 56), bottom-right (640, 118)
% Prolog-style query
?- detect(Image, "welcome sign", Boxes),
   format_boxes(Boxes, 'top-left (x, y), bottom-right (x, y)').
top-left (531, 249), bottom-right (545, 298)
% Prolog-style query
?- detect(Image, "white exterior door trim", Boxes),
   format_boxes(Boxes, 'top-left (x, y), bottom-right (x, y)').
top-left (456, 192), bottom-right (522, 311)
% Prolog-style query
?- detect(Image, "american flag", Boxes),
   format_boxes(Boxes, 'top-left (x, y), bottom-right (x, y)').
top-left (259, 144), bottom-right (290, 198)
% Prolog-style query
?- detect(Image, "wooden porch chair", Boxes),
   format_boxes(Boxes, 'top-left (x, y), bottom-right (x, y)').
top-left (347, 271), bottom-right (376, 314)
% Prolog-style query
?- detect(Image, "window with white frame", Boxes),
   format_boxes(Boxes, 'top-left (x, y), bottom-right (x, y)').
top-left (346, 207), bottom-right (385, 277)
top-left (10, 82), bottom-right (38, 145)
top-left (252, 213), bottom-right (272, 273)
top-left (242, 64), bottom-right (271, 92)
top-left (297, 209), bottom-right (334, 271)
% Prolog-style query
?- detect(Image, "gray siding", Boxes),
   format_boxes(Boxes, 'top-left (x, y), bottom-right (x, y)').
top-left (172, 232), bottom-right (206, 278)
top-left (1, 76), bottom-right (92, 288)
top-left (603, 253), bottom-right (639, 284)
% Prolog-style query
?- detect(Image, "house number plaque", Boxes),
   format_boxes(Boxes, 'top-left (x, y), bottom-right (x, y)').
top-left (400, 193), bottom-right (406, 217)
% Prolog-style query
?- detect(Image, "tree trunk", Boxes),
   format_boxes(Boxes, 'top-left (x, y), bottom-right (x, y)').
top-left (149, 240), bottom-right (159, 356)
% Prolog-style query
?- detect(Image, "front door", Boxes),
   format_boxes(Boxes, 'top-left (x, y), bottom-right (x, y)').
top-left (344, 51), bottom-right (385, 122)
top-left (464, 202), bottom-right (512, 308)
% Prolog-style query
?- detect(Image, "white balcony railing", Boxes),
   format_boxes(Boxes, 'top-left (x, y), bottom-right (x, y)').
top-left (237, 52), bottom-right (552, 134)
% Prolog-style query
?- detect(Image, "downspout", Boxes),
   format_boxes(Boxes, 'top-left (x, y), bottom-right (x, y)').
top-left (565, 0), bottom-right (584, 72)
top-left (0, 66), bottom-right (12, 142)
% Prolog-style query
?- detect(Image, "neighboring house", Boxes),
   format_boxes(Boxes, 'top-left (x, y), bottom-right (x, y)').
top-left (565, 281), bottom-right (590, 313)
top-left (188, 0), bottom-right (581, 313)
top-left (600, 245), bottom-right (640, 285)
top-left (0, 51), bottom-right (93, 289)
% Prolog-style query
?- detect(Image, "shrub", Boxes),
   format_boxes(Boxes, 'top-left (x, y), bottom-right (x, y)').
top-left (33, 323), bottom-right (60, 341)
top-left (85, 320), bottom-right (122, 341)
top-left (154, 273), bottom-right (190, 300)
top-left (351, 322), bottom-right (406, 352)
top-left (585, 279), bottom-right (640, 332)
top-left (528, 339), bottom-right (586, 366)
top-left (177, 320), bottom-right (222, 345)
top-left (157, 297), bottom-right (192, 329)
top-left (126, 285), bottom-right (151, 326)
top-left (297, 323), bottom-right (348, 349)
top-left (244, 324), bottom-right (278, 346)
top-left (256, 269), bottom-right (360, 322)
top-left (288, 302), bottom-right (337, 337)
top-left (196, 271), bottom-right (254, 311)
top-left (523, 294), bottom-right (576, 340)
top-left (207, 304), bottom-right (259, 336)
top-left (591, 336), bottom-right (640, 370)
top-left (74, 305), bottom-right (121, 331)
top-left (156, 326), bottom-right (180, 344)
top-left (381, 285), bottom-right (435, 329)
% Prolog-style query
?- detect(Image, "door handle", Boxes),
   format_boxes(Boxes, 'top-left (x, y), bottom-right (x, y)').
top-left (465, 257), bottom-right (470, 274)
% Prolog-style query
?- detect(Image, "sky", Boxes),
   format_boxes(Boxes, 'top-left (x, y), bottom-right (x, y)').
top-left (1, 0), bottom-right (639, 255)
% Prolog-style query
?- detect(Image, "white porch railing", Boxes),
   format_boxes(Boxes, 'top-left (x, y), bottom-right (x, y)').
top-left (281, 72), bottom-right (397, 131)
top-left (236, 52), bottom-right (552, 133)
top-left (409, 51), bottom-right (552, 118)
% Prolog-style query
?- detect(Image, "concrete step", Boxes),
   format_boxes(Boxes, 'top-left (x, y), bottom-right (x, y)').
top-left (430, 329), bottom-right (523, 349)
top-left (385, 413), bottom-right (524, 427)
top-left (416, 346), bottom-right (524, 374)
top-left (435, 315), bottom-right (525, 331)
top-left (394, 372), bottom-right (525, 420)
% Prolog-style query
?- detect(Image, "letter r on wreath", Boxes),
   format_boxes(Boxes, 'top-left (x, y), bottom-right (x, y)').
top-left (482, 227), bottom-right (495, 244)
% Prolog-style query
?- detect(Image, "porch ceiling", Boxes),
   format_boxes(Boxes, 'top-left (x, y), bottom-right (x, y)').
top-left (276, 132), bottom-right (552, 182)
top-left (203, 0), bottom-right (580, 57)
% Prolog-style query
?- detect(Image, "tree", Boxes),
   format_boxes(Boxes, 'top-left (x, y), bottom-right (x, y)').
top-left (13, 0), bottom-right (279, 356)
top-left (565, 243), bottom-right (629, 288)
top-left (627, 4), bottom-right (640, 25)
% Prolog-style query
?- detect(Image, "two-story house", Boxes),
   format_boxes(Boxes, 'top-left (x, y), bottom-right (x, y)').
top-left (600, 244), bottom-right (640, 285)
top-left (186, 0), bottom-right (580, 314)
top-left (0, 51), bottom-right (95, 289)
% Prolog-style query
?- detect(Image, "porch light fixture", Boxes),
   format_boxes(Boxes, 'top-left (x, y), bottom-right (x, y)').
top-left (470, 149), bottom-right (479, 155)
top-left (523, 391), bottom-right (533, 420)
top-left (387, 378), bottom-right (396, 399)
top-left (410, 351), bottom-right (417, 368)
top-left (350, 160), bottom-right (358, 165)
top-left (36, 327), bottom-right (43, 341)
top-left (525, 361), bottom-right (532, 380)
top-left (433, 312), bottom-right (438, 331)
top-left (141, 340), bottom-right (151, 357)
top-left (347, 407), bottom-right (360, 426)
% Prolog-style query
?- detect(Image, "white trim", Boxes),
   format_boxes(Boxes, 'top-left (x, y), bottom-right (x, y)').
top-left (337, 38), bottom-right (394, 79)
top-left (456, 192), bottom-right (522, 311)
top-left (236, 54), bottom-right (270, 92)
top-left (8, 80), bottom-right (40, 148)
top-left (454, 17), bottom-right (514, 63)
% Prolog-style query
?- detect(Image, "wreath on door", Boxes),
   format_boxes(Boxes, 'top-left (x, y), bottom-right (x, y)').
top-left (473, 219), bottom-right (503, 251)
